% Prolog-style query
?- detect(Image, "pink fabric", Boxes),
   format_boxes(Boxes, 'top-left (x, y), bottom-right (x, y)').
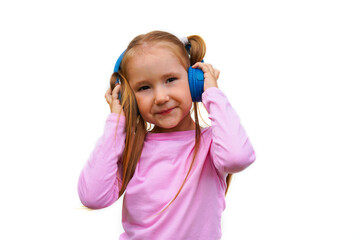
top-left (78, 87), bottom-right (256, 240)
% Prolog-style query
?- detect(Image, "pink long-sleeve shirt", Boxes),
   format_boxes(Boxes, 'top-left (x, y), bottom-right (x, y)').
top-left (78, 87), bottom-right (256, 240)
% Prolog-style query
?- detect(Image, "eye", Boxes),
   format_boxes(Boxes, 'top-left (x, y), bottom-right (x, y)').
top-left (138, 86), bottom-right (150, 91)
top-left (166, 77), bottom-right (176, 83)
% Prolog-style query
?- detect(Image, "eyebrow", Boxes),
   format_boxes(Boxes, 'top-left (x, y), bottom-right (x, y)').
top-left (133, 80), bottom-right (150, 89)
top-left (133, 72), bottom-right (179, 88)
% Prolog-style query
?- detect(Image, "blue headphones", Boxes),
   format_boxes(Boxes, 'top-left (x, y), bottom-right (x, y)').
top-left (113, 45), bottom-right (205, 103)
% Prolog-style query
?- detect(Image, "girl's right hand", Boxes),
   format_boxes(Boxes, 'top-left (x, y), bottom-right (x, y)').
top-left (104, 84), bottom-right (125, 116)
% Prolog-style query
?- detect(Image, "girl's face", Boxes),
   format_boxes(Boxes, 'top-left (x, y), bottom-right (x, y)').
top-left (126, 44), bottom-right (195, 133)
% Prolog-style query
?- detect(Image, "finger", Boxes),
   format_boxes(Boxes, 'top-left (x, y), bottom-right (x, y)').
top-left (112, 84), bottom-right (121, 100)
top-left (105, 87), bottom-right (112, 103)
top-left (192, 62), bottom-right (209, 72)
top-left (192, 62), bottom-right (200, 69)
top-left (204, 64), bottom-right (215, 76)
top-left (192, 62), bottom-right (218, 80)
top-left (215, 69), bottom-right (220, 79)
top-left (207, 64), bottom-right (215, 75)
top-left (192, 61), bottom-right (208, 69)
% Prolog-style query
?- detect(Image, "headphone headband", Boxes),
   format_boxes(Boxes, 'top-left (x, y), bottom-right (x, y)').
top-left (114, 50), bottom-right (126, 73)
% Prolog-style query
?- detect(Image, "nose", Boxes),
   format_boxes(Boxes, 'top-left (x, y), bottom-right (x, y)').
top-left (154, 87), bottom-right (170, 105)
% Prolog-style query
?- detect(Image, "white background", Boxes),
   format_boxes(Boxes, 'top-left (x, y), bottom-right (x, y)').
top-left (0, 0), bottom-right (359, 239)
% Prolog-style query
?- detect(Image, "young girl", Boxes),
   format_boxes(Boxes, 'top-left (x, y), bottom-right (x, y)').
top-left (78, 30), bottom-right (256, 240)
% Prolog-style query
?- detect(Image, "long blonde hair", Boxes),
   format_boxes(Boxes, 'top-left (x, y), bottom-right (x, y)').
top-left (110, 31), bottom-right (233, 216)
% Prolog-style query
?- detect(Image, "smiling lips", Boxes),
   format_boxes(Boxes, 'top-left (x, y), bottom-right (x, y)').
top-left (157, 107), bottom-right (175, 115)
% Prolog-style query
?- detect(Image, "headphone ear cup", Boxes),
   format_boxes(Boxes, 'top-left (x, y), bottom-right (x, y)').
top-left (188, 66), bottom-right (204, 102)
top-left (118, 88), bottom-right (122, 104)
top-left (114, 78), bottom-right (122, 104)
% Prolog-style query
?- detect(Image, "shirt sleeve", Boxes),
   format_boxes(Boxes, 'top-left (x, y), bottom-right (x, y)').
top-left (77, 113), bottom-right (126, 209)
top-left (202, 87), bottom-right (256, 178)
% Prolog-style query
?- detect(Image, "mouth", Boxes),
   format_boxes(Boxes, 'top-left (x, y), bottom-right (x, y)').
top-left (157, 107), bottom-right (175, 115)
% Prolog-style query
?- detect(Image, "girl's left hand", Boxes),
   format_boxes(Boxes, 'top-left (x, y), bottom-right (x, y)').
top-left (192, 62), bottom-right (220, 92)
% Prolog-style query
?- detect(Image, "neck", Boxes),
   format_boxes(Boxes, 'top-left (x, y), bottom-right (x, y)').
top-left (150, 119), bottom-right (196, 133)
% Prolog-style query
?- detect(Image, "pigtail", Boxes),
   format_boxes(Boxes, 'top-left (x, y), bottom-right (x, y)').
top-left (187, 35), bottom-right (206, 65)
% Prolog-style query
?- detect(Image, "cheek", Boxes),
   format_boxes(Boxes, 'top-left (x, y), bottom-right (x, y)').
top-left (136, 96), bottom-right (153, 118)
top-left (136, 97), bottom-right (147, 111)
top-left (179, 79), bottom-right (192, 100)
top-left (186, 98), bottom-right (193, 111)
top-left (183, 84), bottom-right (193, 102)
top-left (182, 92), bottom-right (193, 111)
